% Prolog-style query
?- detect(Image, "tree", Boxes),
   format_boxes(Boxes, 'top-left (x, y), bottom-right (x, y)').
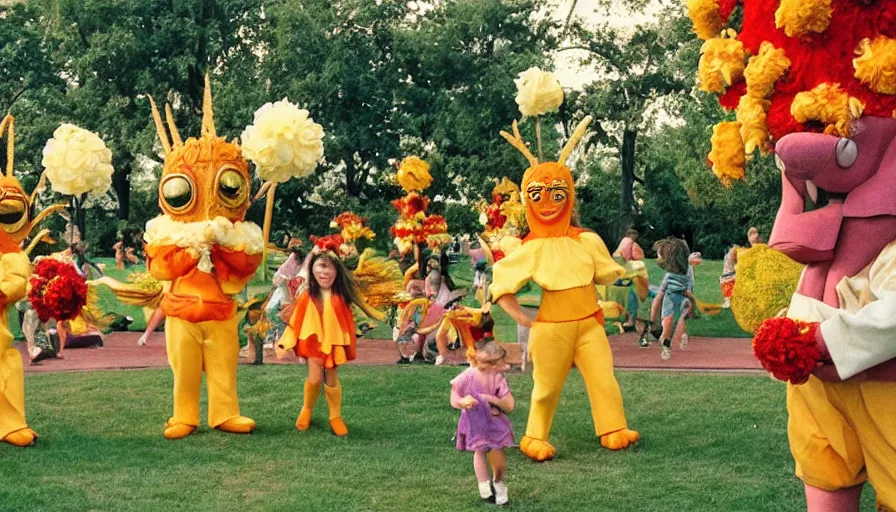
top-left (564, 0), bottom-right (697, 241)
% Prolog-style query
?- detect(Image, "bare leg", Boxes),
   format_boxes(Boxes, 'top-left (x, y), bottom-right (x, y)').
top-left (487, 449), bottom-right (506, 482)
top-left (139, 308), bottom-right (166, 346)
top-left (805, 484), bottom-right (862, 512)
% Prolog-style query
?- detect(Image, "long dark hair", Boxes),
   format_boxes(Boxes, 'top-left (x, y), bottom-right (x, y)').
top-left (439, 251), bottom-right (458, 291)
top-left (308, 252), bottom-right (382, 320)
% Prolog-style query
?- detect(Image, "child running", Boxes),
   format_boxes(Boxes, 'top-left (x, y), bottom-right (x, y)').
top-left (276, 244), bottom-right (383, 436)
top-left (652, 238), bottom-right (697, 360)
top-left (450, 339), bottom-right (515, 505)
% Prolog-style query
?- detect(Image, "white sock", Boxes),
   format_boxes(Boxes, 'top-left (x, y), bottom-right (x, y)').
top-left (478, 480), bottom-right (493, 499)
top-left (494, 481), bottom-right (508, 505)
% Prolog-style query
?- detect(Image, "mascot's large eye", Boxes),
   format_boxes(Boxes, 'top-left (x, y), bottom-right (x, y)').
top-left (835, 138), bottom-right (858, 168)
top-left (161, 175), bottom-right (194, 211)
top-left (528, 189), bottom-right (542, 202)
top-left (551, 190), bottom-right (568, 203)
top-left (217, 168), bottom-right (248, 208)
top-left (0, 198), bottom-right (28, 234)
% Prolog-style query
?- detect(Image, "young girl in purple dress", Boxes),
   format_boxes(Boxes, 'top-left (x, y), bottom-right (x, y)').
top-left (450, 339), bottom-right (515, 505)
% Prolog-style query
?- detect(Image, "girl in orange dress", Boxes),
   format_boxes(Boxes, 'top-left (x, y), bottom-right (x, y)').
top-left (276, 245), bottom-right (382, 436)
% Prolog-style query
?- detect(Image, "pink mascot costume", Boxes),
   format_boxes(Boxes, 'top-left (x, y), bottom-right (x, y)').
top-left (687, 0), bottom-right (896, 509)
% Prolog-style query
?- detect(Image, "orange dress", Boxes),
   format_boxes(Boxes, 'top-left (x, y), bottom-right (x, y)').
top-left (282, 290), bottom-right (357, 369)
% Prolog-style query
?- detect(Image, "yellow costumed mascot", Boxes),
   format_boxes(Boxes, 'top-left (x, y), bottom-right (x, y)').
top-left (144, 76), bottom-right (263, 439)
top-left (490, 116), bottom-right (639, 462)
top-left (0, 114), bottom-right (54, 447)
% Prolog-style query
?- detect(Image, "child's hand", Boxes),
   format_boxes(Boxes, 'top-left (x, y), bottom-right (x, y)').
top-left (490, 405), bottom-right (502, 417)
top-left (459, 395), bottom-right (478, 409)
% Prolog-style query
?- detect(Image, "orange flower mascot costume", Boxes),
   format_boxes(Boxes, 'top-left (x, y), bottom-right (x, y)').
top-left (0, 115), bottom-right (52, 447)
top-left (144, 76), bottom-right (263, 439)
top-left (689, 0), bottom-right (896, 508)
top-left (490, 117), bottom-right (639, 461)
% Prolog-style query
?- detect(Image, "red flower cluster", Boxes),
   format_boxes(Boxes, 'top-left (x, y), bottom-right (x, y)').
top-left (333, 211), bottom-right (366, 228)
top-left (752, 317), bottom-right (821, 384)
top-left (421, 215), bottom-right (448, 236)
top-left (492, 250), bottom-right (505, 262)
top-left (392, 193), bottom-right (430, 218)
top-left (485, 199), bottom-right (507, 230)
top-left (311, 234), bottom-right (345, 253)
top-left (29, 259), bottom-right (88, 322)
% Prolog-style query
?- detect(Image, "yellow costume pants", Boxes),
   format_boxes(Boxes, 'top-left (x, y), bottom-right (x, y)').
top-left (0, 343), bottom-right (27, 440)
top-left (527, 316), bottom-right (628, 441)
top-left (166, 316), bottom-right (243, 429)
top-left (788, 377), bottom-right (896, 508)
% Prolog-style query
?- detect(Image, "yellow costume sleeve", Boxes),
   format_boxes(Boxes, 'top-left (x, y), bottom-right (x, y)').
top-left (580, 232), bottom-right (625, 286)
top-left (0, 253), bottom-right (30, 305)
top-left (489, 243), bottom-right (534, 300)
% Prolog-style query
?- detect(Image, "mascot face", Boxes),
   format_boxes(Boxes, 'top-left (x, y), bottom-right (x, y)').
top-left (769, 117), bottom-right (896, 263)
top-left (522, 162), bottom-right (575, 237)
top-left (0, 176), bottom-right (30, 242)
top-left (158, 138), bottom-right (250, 223)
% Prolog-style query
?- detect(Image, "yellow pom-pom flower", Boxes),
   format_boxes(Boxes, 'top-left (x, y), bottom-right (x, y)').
top-left (853, 36), bottom-right (896, 95)
top-left (774, 0), bottom-right (832, 38)
top-left (514, 67), bottom-right (564, 118)
top-left (240, 98), bottom-right (325, 183)
top-left (41, 124), bottom-right (114, 197)
top-left (396, 156), bottom-right (433, 193)
top-left (791, 83), bottom-right (864, 137)
top-left (744, 42), bottom-right (791, 99)
top-left (698, 33), bottom-right (746, 94)
top-left (709, 121), bottom-right (746, 187)
top-left (737, 95), bottom-right (772, 156)
top-left (687, 0), bottom-right (723, 41)
top-left (731, 244), bottom-right (804, 334)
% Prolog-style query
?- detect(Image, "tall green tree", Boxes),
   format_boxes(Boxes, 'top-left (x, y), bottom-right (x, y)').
top-left (564, 0), bottom-right (696, 240)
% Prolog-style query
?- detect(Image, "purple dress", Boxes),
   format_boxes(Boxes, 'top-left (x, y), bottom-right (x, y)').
top-left (451, 368), bottom-right (515, 452)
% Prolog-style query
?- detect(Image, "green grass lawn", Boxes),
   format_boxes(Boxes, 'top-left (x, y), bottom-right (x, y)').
top-left (1, 367), bottom-right (876, 511)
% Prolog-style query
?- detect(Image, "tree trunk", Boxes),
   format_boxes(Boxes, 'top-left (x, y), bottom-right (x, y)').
top-left (113, 155), bottom-right (131, 220)
top-left (618, 128), bottom-right (637, 241)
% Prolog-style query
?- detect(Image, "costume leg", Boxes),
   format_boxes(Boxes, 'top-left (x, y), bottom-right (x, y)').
top-left (202, 317), bottom-right (253, 432)
top-left (522, 321), bottom-right (575, 460)
top-left (846, 381), bottom-right (896, 509)
top-left (786, 380), bottom-right (866, 496)
top-left (165, 317), bottom-right (203, 435)
top-left (0, 346), bottom-right (31, 445)
top-left (572, 318), bottom-right (629, 436)
top-left (324, 376), bottom-right (347, 436)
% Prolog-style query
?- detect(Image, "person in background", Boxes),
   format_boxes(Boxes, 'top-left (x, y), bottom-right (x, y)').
top-left (612, 228), bottom-right (646, 330)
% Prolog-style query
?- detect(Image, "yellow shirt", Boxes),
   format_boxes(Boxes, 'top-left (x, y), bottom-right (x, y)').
top-left (490, 232), bottom-right (624, 300)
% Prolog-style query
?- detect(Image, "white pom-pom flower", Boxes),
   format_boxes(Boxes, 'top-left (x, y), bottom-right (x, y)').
top-left (41, 124), bottom-right (114, 197)
top-left (241, 98), bottom-right (325, 183)
top-left (514, 67), bottom-right (564, 117)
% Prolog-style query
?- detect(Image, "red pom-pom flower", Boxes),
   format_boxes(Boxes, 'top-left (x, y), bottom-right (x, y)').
top-left (311, 234), bottom-right (345, 253)
top-left (752, 317), bottom-right (821, 385)
top-left (29, 258), bottom-right (88, 322)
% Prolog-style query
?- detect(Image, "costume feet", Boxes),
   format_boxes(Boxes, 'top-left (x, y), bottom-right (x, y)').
top-left (600, 428), bottom-right (640, 450)
top-left (164, 421), bottom-right (197, 440)
top-left (217, 416), bottom-right (256, 434)
top-left (520, 435), bottom-right (555, 461)
top-left (330, 417), bottom-right (348, 437)
top-left (295, 408), bottom-right (312, 431)
top-left (2, 428), bottom-right (37, 447)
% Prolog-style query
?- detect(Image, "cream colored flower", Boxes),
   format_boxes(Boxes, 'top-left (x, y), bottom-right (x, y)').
top-left (241, 98), bottom-right (325, 183)
top-left (514, 67), bottom-right (564, 117)
top-left (41, 124), bottom-right (114, 197)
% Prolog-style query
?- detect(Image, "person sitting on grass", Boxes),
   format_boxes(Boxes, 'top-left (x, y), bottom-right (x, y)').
top-left (652, 238), bottom-right (697, 360)
top-left (450, 339), bottom-right (515, 506)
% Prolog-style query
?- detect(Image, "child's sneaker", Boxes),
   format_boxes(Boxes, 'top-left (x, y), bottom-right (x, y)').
top-left (494, 481), bottom-right (508, 505)
top-left (661, 339), bottom-right (672, 360)
top-left (478, 481), bottom-right (494, 502)
top-left (680, 334), bottom-right (689, 351)
top-left (638, 335), bottom-right (649, 348)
